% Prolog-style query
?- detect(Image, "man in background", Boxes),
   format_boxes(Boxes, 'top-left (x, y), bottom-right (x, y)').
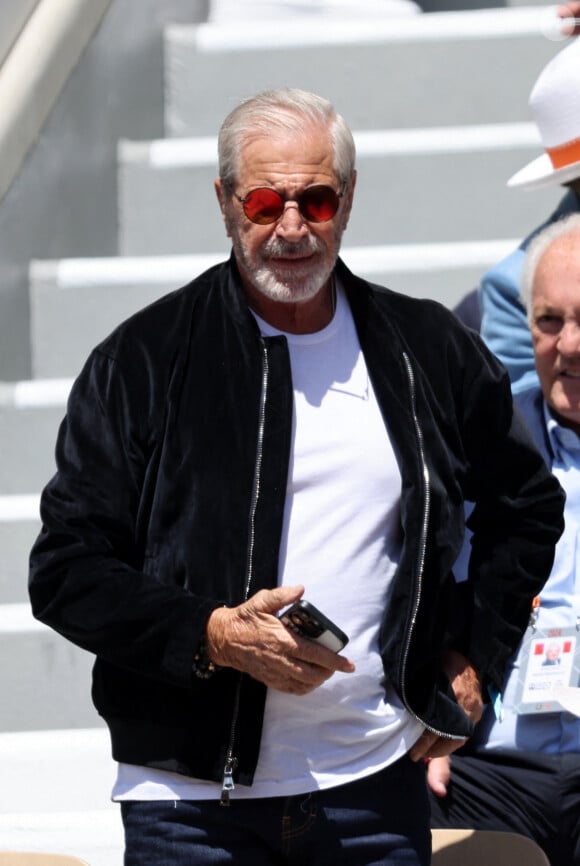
top-left (478, 32), bottom-right (580, 390)
top-left (430, 214), bottom-right (580, 866)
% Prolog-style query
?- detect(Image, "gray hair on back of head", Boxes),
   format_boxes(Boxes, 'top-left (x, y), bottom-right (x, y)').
top-left (520, 212), bottom-right (580, 314)
top-left (217, 88), bottom-right (356, 189)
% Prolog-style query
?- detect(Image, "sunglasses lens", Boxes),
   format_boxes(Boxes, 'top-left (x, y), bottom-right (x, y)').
top-left (300, 186), bottom-right (340, 222)
top-left (240, 185), bottom-right (341, 224)
top-left (243, 188), bottom-right (284, 224)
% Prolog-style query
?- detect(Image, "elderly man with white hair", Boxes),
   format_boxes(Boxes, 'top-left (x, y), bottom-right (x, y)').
top-left (478, 34), bottom-right (580, 392)
top-left (28, 86), bottom-right (565, 865)
top-left (430, 213), bottom-right (580, 866)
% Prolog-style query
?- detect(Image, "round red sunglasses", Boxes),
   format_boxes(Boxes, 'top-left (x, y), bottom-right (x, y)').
top-left (232, 184), bottom-right (344, 225)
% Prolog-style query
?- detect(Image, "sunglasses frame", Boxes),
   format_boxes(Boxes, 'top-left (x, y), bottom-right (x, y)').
top-left (231, 183), bottom-right (345, 225)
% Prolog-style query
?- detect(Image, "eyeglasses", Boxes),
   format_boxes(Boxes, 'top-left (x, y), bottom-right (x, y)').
top-left (232, 184), bottom-right (344, 225)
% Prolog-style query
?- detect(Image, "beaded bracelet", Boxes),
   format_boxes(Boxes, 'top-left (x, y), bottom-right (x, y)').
top-left (192, 634), bottom-right (220, 680)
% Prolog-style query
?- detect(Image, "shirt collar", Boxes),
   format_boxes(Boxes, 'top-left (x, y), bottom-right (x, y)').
top-left (544, 400), bottom-right (580, 465)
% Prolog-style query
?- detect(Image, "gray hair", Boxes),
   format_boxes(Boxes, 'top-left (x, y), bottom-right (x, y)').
top-left (521, 213), bottom-right (580, 313)
top-left (217, 88), bottom-right (356, 188)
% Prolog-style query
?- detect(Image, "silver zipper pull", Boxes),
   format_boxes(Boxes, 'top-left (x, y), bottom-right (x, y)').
top-left (220, 759), bottom-right (236, 807)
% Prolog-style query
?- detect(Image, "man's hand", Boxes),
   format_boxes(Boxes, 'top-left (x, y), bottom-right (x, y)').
top-left (205, 585), bottom-right (355, 694)
top-left (409, 649), bottom-right (483, 762)
top-left (426, 756), bottom-right (451, 798)
top-left (557, 2), bottom-right (580, 36)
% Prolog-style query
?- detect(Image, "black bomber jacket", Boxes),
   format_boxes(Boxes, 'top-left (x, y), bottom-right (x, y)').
top-left (29, 256), bottom-right (564, 794)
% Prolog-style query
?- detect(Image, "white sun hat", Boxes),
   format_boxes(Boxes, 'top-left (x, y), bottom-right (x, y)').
top-left (508, 36), bottom-right (580, 190)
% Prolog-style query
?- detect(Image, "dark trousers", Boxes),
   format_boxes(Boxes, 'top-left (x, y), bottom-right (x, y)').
top-left (122, 754), bottom-right (430, 865)
top-left (429, 749), bottom-right (580, 866)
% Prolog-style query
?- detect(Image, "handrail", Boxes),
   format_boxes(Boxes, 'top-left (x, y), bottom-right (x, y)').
top-left (0, 0), bottom-right (39, 68)
top-left (0, 0), bottom-right (114, 204)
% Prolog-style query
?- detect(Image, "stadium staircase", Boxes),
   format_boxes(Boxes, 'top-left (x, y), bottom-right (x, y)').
top-left (0, 3), bottom-right (566, 861)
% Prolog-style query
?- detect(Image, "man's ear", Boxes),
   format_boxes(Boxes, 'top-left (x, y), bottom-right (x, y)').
top-left (214, 178), bottom-right (232, 238)
top-left (342, 170), bottom-right (357, 230)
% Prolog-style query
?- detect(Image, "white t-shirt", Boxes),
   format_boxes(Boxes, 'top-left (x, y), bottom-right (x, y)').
top-left (113, 281), bottom-right (423, 802)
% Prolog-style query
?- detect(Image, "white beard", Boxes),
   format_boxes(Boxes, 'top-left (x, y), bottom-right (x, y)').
top-left (249, 258), bottom-right (334, 303)
top-left (232, 232), bottom-right (341, 305)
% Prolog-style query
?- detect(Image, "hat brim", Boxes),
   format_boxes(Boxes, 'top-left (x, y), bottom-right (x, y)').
top-left (508, 152), bottom-right (580, 191)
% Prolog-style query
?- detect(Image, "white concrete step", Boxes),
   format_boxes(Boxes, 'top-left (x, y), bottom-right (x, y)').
top-left (164, 7), bottom-right (565, 137)
top-left (0, 519), bottom-right (40, 605)
top-left (29, 253), bottom-right (225, 378)
top-left (117, 122), bottom-right (560, 256)
top-left (207, 0), bottom-right (421, 22)
top-left (30, 241), bottom-right (514, 376)
top-left (0, 383), bottom-right (70, 491)
top-left (0, 602), bottom-right (98, 732)
top-left (0, 727), bottom-right (122, 865)
top-left (0, 383), bottom-right (67, 603)
top-left (0, 493), bottom-right (41, 605)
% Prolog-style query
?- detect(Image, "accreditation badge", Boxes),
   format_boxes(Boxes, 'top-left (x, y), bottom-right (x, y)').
top-left (514, 625), bottom-right (580, 714)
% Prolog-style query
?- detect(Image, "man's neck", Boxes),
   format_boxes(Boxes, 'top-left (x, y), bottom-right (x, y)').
top-left (243, 280), bottom-right (336, 335)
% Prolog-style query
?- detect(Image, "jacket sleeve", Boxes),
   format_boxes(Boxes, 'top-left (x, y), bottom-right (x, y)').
top-left (456, 332), bottom-right (565, 697)
top-left (479, 249), bottom-right (538, 395)
top-left (479, 189), bottom-right (580, 396)
top-left (28, 345), bottom-right (218, 690)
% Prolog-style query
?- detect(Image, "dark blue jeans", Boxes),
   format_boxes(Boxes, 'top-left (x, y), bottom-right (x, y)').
top-left (122, 754), bottom-right (430, 865)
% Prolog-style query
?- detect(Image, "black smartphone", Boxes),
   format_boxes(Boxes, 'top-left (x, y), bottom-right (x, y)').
top-left (279, 600), bottom-right (349, 652)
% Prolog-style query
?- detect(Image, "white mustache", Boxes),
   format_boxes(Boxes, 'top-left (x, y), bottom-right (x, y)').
top-left (262, 238), bottom-right (323, 259)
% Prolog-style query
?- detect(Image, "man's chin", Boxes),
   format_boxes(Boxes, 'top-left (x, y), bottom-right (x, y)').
top-left (255, 273), bottom-right (327, 304)
top-left (263, 288), bottom-right (320, 304)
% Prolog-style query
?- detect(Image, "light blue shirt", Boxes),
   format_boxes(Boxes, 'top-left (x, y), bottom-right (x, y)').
top-left (479, 403), bottom-right (580, 754)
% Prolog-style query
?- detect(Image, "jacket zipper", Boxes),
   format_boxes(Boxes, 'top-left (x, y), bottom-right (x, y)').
top-left (400, 352), bottom-right (464, 743)
top-left (220, 338), bottom-right (269, 805)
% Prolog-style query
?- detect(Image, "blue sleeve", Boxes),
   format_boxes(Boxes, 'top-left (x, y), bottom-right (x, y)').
top-left (479, 248), bottom-right (539, 394)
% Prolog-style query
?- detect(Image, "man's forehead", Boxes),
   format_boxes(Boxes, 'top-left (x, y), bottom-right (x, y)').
top-left (536, 234), bottom-right (580, 280)
top-left (532, 242), bottom-right (580, 309)
top-left (236, 131), bottom-right (337, 185)
top-left (239, 127), bottom-right (332, 159)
